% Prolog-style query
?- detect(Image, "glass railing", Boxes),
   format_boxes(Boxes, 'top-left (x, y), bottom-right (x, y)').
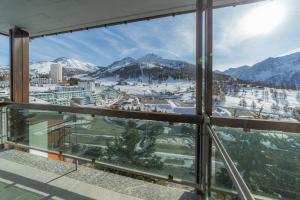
top-left (2, 102), bottom-right (295, 200)
top-left (213, 126), bottom-right (300, 200)
top-left (5, 105), bottom-right (197, 183)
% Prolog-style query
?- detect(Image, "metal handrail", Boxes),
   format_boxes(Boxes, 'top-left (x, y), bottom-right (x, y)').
top-left (3, 101), bottom-right (300, 134)
top-left (207, 124), bottom-right (255, 200)
top-left (4, 101), bottom-right (202, 124)
top-left (211, 187), bottom-right (275, 200)
top-left (211, 116), bottom-right (300, 134)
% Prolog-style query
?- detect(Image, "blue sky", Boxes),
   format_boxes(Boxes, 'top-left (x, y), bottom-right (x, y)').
top-left (28, 13), bottom-right (196, 67)
top-left (213, 0), bottom-right (300, 70)
top-left (0, 0), bottom-right (300, 71)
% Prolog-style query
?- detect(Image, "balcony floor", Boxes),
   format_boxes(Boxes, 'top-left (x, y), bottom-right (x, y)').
top-left (0, 150), bottom-right (200, 200)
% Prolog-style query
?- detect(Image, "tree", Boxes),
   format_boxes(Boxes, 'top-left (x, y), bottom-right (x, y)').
top-left (272, 89), bottom-right (279, 103)
top-left (292, 107), bottom-right (300, 121)
top-left (239, 98), bottom-right (247, 107)
top-left (68, 78), bottom-right (80, 86)
top-left (38, 74), bottom-right (50, 79)
top-left (253, 105), bottom-right (264, 119)
top-left (296, 91), bottom-right (300, 102)
top-left (9, 108), bottom-right (35, 143)
top-left (106, 120), bottom-right (164, 169)
top-left (214, 127), bottom-right (300, 199)
top-left (262, 90), bottom-right (269, 101)
top-left (271, 103), bottom-right (280, 113)
top-left (283, 102), bottom-right (289, 113)
top-left (215, 168), bottom-right (234, 189)
top-left (251, 101), bottom-right (256, 110)
top-left (233, 109), bottom-right (238, 118)
top-left (281, 90), bottom-right (287, 100)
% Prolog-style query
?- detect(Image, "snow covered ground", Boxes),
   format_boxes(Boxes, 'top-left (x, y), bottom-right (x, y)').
top-left (113, 80), bottom-right (194, 95)
top-left (215, 87), bottom-right (300, 121)
top-left (104, 79), bottom-right (300, 120)
top-left (27, 77), bottom-right (300, 122)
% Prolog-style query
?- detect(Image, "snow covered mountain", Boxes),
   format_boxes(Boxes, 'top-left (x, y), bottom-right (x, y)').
top-left (30, 57), bottom-right (99, 77)
top-left (1, 54), bottom-right (195, 80)
top-left (137, 53), bottom-right (190, 68)
top-left (54, 57), bottom-right (98, 72)
top-left (106, 57), bottom-right (137, 73)
top-left (223, 52), bottom-right (300, 88)
top-left (88, 53), bottom-right (195, 81)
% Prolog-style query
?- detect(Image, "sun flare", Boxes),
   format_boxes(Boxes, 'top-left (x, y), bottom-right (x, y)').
top-left (239, 1), bottom-right (286, 36)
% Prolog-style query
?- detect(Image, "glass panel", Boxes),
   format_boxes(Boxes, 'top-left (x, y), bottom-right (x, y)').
top-left (6, 106), bottom-right (196, 182)
top-left (213, 0), bottom-right (300, 122)
top-left (29, 13), bottom-right (196, 114)
top-left (0, 35), bottom-right (9, 100)
top-left (211, 140), bottom-right (240, 200)
top-left (213, 126), bottom-right (300, 200)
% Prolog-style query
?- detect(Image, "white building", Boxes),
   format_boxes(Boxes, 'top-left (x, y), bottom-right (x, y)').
top-left (50, 63), bottom-right (62, 83)
top-left (78, 81), bottom-right (95, 91)
top-left (30, 78), bottom-right (54, 85)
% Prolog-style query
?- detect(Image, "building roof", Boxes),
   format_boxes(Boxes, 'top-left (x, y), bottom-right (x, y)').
top-left (0, 0), bottom-right (263, 38)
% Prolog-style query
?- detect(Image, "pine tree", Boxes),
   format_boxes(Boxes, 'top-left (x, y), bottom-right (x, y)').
top-left (251, 101), bottom-right (256, 110)
top-left (239, 98), bottom-right (247, 107)
top-left (9, 108), bottom-right (34, 143)
top-left (296, 91), bottom-right (300, 101)
top-left (106, 120), bottom-right (163, 169)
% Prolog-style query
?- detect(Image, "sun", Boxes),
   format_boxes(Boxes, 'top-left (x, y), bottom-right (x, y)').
top-left (239, 1), bottom-right (286, 36)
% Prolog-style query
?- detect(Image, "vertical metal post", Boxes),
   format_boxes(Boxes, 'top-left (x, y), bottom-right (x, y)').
top-left (76, 160), bottom-right (78, 171)
top-left (9, 27), bottom-right (29, 103)
top-left (195, 0), bottom-right (203, 189)
top-left (202, 0), bottom-right (213, 197)
top-left (0, 107), bottom-right (3, 145)
top-left (6, 107), bottom-right (9, 141)
top-left (204, 0), bottom-right (213, 116)
top-left (1, 107), bottom-right (7, 145)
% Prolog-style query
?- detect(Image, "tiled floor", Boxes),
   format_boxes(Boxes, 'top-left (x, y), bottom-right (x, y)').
top-left (0, 150), bottom-right (200, 200)
top-left (0, 181), bottom-right (45, 200)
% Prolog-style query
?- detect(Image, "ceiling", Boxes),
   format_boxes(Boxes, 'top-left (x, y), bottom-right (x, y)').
top-left (0, 0), bottom-right (263, 38)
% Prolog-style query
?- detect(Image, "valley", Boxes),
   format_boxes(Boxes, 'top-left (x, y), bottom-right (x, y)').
top-left (0, 52), bottom-right (300, 122)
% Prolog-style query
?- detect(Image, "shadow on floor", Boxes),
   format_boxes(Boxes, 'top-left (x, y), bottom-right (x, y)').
top-left (0, 169), bottom-right (94, 200)
top-left (178, 191), bottom-right (201, 200)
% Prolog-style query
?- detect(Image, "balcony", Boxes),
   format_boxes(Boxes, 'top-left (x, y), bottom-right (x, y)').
top-left (0, 102), bottom-right (200, 199)
top-left (0, 150), bottom-right (198, 200)
top-left (0, 101), bottom-right (298, 199)
top-left (0, 0), bottom-right (300, 200)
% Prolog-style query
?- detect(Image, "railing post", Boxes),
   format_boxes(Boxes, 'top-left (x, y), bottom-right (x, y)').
top-left (204, 1), bottom-right (213, 116)
top-left (196, 0), bottom-right (203, 190)
top-left (9, 27), bottom-right (29, 103)
top-left (0, 107), bottom-right (7, 146)
top-left (202, 0), bottom-right (213, 197)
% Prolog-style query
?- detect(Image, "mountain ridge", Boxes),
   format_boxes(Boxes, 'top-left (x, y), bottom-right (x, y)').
top-left (30, 57), bottom-right (101, 77)
top-left (223, 51), bottom-right (300, 88)
top-left (88, 53), bottom-right (195, 81)
top-left (2, 51), bottom-right (300, 87)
